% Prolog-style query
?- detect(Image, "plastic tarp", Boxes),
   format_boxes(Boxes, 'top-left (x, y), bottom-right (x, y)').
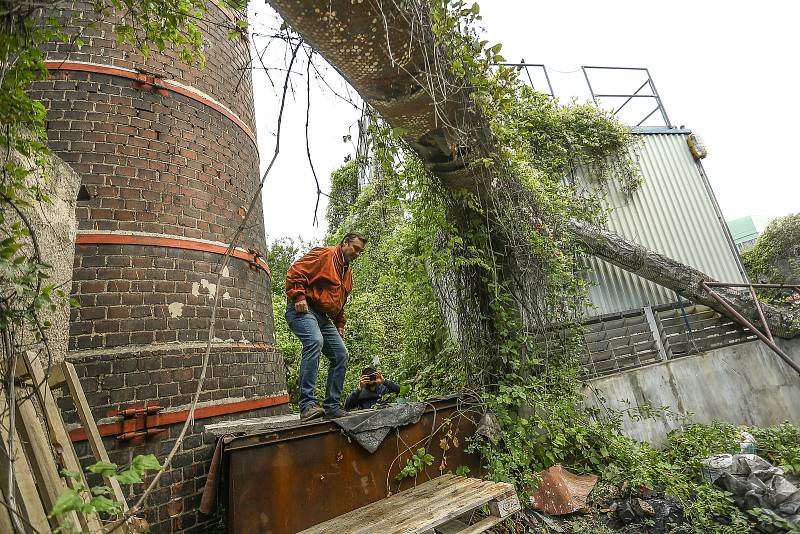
top-left (703, 454), bottom-right (800, 524)
top-left (334, 402), bottom-right (425, 453)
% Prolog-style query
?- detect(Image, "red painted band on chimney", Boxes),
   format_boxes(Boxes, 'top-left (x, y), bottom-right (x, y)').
top-left (76, 232), bottom-right (270, 276)
top-left (68, 393), bottom-right (290, 442)
top-left (44, 61), bottom-right (257, 148)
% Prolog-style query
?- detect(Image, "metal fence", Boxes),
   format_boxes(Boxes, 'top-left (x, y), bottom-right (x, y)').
top-left (530, 302), bottom-right (758, 379)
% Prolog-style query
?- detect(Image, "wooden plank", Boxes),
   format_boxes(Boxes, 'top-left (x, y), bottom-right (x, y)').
top-left (62, 362), bottom-right (129, 513)
top-left (14, 358), bottom-right (66, 387)
top-left (0, 390), bottom-right (51, 534)
top-left (385, 482), bottom-right (512, 534)
top-left (301, 475), bottom-right (467, 534)
top-left (349, 478), bottom-right (492, 534)
top-left (372, 480), bottom-right (509, 534)
top-left (22, 352), bottom-right (104, 534)
top-left (301, 477), bottom-right (516, 534)
top-left (15, 389), bottom-right (84, 530)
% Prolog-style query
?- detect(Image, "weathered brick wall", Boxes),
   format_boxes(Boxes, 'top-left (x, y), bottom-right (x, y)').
top-left (31, 2), bottom-right (288, 532)
top-left (70, 245), bottom-right (274, 350)
top-left (60, 344), bottom-right (285, 417)
top-left (42, 1), bottom-right (255, 129)
top-left (28, 69), bottom-right (263, 247)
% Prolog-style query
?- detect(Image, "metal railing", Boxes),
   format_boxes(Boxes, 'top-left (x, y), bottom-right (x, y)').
top-left (529, 301), bottom-right (758, 379)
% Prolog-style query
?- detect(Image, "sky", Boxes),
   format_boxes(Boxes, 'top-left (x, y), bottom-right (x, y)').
top-left (250, 1), bottom-right (799, 243)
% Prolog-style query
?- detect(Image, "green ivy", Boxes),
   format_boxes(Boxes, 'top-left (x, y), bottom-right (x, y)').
top-left (51, 455), bottom-right (162, 533)
top-left (741, 213), bottom-right (800, 302)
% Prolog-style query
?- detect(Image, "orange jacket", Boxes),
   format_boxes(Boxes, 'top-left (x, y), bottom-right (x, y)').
top-left (285, 245), bottom-right (352, 328)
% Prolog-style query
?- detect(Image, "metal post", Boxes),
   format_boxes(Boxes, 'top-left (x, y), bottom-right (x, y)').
top-left (645, 68), bottom-right (672, 127)
top-left (643, 305), bottom-right (669, 361)
top-left (613, 79), bottom-right (649, 117)
top-left (701, 282), bottom-right (800, 376)
top-left (705, 282), bottom-right (800, 289)
top-left (581, 67), bottom-right (598, 105)
top-left (541, 66), bottom-right (555, 99)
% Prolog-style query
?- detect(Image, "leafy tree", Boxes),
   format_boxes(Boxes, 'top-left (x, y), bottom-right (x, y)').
top-left (325, 159), bottom-right (362, 238)
top-left (742, 213), bottom-right (800, 289)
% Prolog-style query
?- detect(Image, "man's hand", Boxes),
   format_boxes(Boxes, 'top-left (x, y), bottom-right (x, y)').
top-left (337, 325), bottom-right (345, 338)
top-left (374, 371), bottom-right (385, 385)
top-left (358, 375), bottom-right (371, 390)
top-left (294, 299), bottom-right (309, 313)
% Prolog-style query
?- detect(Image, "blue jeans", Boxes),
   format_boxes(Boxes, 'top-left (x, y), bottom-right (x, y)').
top-left (285, 303), bottom-right (348, 412)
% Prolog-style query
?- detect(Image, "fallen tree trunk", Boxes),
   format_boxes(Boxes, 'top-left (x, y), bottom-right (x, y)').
top-left (268, 0), bottom-right (799, 339)
top-left (569, 220), bottom-right (799, 339)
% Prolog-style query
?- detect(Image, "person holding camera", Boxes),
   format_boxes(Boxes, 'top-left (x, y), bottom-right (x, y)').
top-left (344, 366), bottom-right (401, 411)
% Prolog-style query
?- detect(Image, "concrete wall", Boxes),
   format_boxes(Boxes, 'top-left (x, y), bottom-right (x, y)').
top-left (584, 337), bottom-right (800, 446)
top-left (3, 133), bottom-right (81, 362)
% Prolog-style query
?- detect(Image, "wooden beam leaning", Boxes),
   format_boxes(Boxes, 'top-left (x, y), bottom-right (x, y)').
top-left (15, 383), bottom-right (84, 531)
top-left (0, 388), bottom-right (51, 534)
top-left (62, 362), bottom-right (129, 513)
top-left (21, 351), bottom-right (104, 533)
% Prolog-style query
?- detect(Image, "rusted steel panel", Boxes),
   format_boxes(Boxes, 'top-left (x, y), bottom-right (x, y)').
top-left (223, 399), bottom-right (482, 533)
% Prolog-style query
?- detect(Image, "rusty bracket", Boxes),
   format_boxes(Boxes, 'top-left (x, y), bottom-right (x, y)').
top-left (113, 403), bottom-right (168, 443)
top-left (700, 281), bottom-right (800, 376)
top-left (131, 70), bottom-right (169, 96)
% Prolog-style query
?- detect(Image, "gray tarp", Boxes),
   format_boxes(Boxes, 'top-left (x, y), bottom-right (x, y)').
top-left (334, 402), bottom-right (425, 453)
top-left (703, 454), bottom-right (800, 526)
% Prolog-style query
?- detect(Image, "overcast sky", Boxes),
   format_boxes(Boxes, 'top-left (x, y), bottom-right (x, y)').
top-left (250, 1), bottom-right (799, 243)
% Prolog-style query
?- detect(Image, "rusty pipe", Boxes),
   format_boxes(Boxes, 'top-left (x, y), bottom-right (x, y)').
top-left (704, 282), bottom-right (800, 289)
top-left (748, 284), bottom-right (774, 342)
top-left (701, 282), bottom-right (800, 376)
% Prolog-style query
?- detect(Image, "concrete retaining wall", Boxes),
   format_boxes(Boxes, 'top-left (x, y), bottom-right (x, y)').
top-left (584, 337), bottom-right (800, 446)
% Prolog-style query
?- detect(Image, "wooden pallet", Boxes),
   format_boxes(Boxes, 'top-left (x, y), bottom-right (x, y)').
top-left (0, 352), bottom-right (136, 533)
top-left (300, 474), bottom-right (521, 534)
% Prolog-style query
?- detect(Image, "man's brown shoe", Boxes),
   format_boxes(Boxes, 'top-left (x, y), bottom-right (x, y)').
top-left (300, 404), bottom-right (325, 421)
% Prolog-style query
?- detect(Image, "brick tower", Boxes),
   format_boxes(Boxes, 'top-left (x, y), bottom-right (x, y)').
top-left (29, 2), bottom-right (288, 531)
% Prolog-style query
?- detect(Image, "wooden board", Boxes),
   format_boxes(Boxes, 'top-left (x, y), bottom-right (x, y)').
top-left (0, 388), bottom-right (51, 534)
top-left (301, 475), bottom-right (519, 534)
top-left (22, 351), bottom-right (104, 534)
top-left (15, 386), bottom-right (84, 531)
top-left (62, 361), bottom-right (129, 512)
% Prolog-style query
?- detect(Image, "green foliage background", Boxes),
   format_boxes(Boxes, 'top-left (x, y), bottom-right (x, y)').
top-left (742, 213), bottom-right (800, 301)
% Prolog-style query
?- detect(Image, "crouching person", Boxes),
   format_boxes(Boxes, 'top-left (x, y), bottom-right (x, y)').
top-left (344, 366), bottom-right (401, 411)
top-left (285, 233), bottom-right (367, 420)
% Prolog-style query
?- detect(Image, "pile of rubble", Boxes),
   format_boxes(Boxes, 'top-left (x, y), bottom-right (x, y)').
top-left (518, 452), bottom-right (800, 533)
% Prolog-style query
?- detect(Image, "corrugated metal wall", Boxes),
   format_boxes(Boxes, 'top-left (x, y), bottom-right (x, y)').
top-left (580, 130), bottom-right (745, 316)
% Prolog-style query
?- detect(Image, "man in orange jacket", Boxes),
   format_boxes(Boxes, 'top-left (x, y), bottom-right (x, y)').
top-left (285, 232), bottom-right (367, 420)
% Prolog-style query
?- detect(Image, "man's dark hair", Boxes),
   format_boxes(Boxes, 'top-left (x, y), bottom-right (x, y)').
top-left (340, 232), bottom-right (367, 246)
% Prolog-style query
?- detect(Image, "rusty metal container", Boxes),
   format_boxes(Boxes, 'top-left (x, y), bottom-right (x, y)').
top-left (221, 397), bottom-right (483, 533)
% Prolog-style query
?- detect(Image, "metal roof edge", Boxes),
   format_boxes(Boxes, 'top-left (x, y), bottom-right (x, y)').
top-left (631, 126), bottom-right (692, 135)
